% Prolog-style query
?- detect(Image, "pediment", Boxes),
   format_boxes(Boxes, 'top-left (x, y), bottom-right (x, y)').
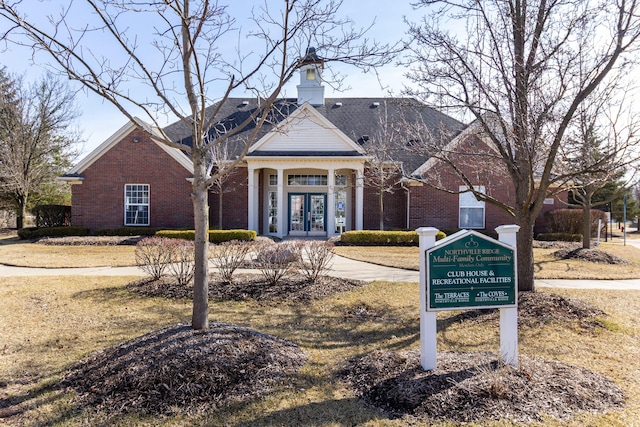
top-left (249, 103), bottom-right (364, 154)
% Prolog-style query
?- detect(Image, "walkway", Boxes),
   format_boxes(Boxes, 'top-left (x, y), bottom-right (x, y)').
top-left (1, 255), bottom-right (639, 290)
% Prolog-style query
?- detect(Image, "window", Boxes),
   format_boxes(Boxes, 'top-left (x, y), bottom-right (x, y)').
top-left (287, 174), bottom-right (327, 186)
top-left (335, 190), bottom-right (347, 233)
top-left (306, 68), bottom-right (316, 80)
top-left (459, 186), bottom-right (485, 229)
top-left (269, 174), bottom-right (278, 186)
top-left (125, 184), bottom-right (149, 226)
top-left (335, 174), bottom-right (347, 187)
top-left (268, 191), bottom-right (278, 233)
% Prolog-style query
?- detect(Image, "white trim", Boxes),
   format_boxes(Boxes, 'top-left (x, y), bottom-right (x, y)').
top-left (124, 183), bottom-right (150, 226)
top-left (58, 176), bottom-right (84, 185)
top-left (68, 118), bottom-right (193, 175)
top-left (248, 102), bottom-right (365, 154)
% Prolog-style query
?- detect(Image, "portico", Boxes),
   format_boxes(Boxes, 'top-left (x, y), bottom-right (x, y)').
top-left (246, 157), bottom-right (365, 238)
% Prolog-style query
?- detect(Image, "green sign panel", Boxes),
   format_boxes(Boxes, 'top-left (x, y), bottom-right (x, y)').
top-left (426, 231), bottom-right (516, 310)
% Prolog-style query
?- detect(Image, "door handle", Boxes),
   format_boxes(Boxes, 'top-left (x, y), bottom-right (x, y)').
top-left (307, 212), bottom-right (311, 221)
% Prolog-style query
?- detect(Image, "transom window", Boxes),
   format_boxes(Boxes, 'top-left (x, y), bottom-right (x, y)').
top-left (287, 174), bottom-right (327, 186)
top-left (335, 174), bottom-right (347, 186)
top-left (125, 184), bottom-right (149, 226)
top-left (269, 174), bottom-right (278, 186)
top-left (459, 185), bottom-right (485, 229)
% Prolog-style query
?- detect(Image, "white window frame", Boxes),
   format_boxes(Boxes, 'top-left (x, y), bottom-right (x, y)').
top-left (268, 174), bottom-right (278, 186)
top-left (124, 184), bottom-right (150, 226)
top-left (268, 191), bottom-right (278, 234)
top-left (459, 185), bottom-right (485, 229)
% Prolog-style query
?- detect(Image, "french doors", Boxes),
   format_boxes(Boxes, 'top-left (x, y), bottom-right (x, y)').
top-left (289, 193), bottom-right (326, 236)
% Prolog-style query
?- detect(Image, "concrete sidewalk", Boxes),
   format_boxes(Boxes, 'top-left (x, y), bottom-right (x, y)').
top-left (1, 255), bottom-right (640, 290)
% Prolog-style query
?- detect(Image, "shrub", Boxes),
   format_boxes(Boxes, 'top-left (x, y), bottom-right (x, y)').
top-left (292, 240), bottom-right (334, 283)
top-left (211, 240), bottom-right (254, 283)
top-left (17, 226), bottom-right (90, 239)
top-left (255, 242), bottom-right (298, 285)
top-left (32, 205), bottom-right (71, 227)
top-left (155, 229), bottom-right (256, 243)
top-left (165, 239), bottom-right (195, 286)
top-left (95, 227), bottom-right (160, 236)
top-left (536, 233), bottom-right (583, 242)
top-left (135, 237), bottom-right (174, 280)
top-left (340, 230), bottom-right (446, 246)
top-left (544, 209), bottom-right (607, 236)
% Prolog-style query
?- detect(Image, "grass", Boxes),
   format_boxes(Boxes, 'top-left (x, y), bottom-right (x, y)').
top-left (1, 274), bottom-right (639, 426)
top-left (0, 235), bottom-right (138, 268)
top-left (333, 240), bottom-right (640, 279)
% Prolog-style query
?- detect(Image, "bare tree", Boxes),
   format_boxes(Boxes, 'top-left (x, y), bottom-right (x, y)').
top-left (405, 0), bottom-right (640, 291)
top-left (361, 101), bottom-right (404, 230)
top-left (560, 86), bottom-right (640, 248)
top-left (0, 1), bottom-right (391, 329)
top-left (0, 70), bottom-right (79, 229)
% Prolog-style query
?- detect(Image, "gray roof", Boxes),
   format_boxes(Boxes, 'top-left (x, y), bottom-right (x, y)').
top-left (162, 97), bottom-right (466, 173)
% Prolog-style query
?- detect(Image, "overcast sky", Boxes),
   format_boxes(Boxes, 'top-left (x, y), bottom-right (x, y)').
top-left (0, 0), bottom-right (419, 161)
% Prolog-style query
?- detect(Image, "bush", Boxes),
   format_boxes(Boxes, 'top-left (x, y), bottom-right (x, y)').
top-left (340, 230), bottom-right (446, 246)
top-left (255, 242), bottom-right (298, 285)
top-left (545, 209), bottom-right (607, 236)
top-left (32, 205), bottom-right (71, 228)
top-left (94, 227), bottom-right (161, 236)
top-left (17, 226), bottom-right (90, 239)
top-left (165, 239), bottom-right (195, 286)
top-left (155, 229), bottom-right (256, 243)
top-left (135, 237), bottom-right (174, 280)
top-left (292, 240), bottom-right (334, 283)
top-left (211, 240), bottom-right (254, 283)
top-left (536, 233), bottom-right (583, 242)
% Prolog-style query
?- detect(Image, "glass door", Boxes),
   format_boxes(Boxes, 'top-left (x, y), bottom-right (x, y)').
top-left (289, 193), bottom-right (326, 236)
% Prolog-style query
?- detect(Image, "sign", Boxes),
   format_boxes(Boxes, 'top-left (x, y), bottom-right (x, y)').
top-left (426, 230), bottom-right (516, 310)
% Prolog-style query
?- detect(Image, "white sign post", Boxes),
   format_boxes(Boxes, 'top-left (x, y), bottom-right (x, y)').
top-left (417, 225), bottom-right (520, 371)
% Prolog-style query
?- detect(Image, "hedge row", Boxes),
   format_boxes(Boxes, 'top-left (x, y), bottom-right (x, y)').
top-left (18, 226), bottom-right (90, 239)
top-left (17, 226), bottom-right (256, 243)
top-left (340, 230), bottom-right (447, 246)
top-left (536, 232), bottom-right (583, 242)
top-left (155, 229), bottom-right (257, 243)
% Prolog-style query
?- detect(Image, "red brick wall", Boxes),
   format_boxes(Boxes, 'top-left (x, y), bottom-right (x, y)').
top-left (209, 167), bottom-right (248, 230)
top-left (362, 171), bottom-right (407, 230)
top-left (70, 128), bottom-right (194, 230)
top-left (409, 135), bottom-right (514, 232)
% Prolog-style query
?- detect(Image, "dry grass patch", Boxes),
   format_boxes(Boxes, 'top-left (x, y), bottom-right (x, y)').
top-left (1, 275), bottom-right (639, 426)
top-left (334, 243), bottom-right (640, 279)
top-left (0, 242), bottom-right (138, 268)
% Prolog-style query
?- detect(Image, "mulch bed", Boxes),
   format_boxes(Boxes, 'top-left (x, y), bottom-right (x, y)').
top-left (552, 247), bottom-right (629, 264)
top-left (60, 323), bottom-right (307, 416)
top-left (127, 273), bottom-right (366, 303)
top-left (450, 291), bottom-right (606, 327)
top-left (339, 350), bottom-right (625, 423)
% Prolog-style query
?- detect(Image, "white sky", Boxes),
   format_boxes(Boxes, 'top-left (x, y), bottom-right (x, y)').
top-left (0, 0), bottom-right (419, 162)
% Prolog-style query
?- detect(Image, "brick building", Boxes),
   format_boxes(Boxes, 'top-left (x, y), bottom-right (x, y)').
top-left (61, 57), bottom-right (563, 236)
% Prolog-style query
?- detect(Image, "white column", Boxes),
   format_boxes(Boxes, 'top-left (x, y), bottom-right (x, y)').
top-left (327, 168), bottom-right (335, 236)
top-left (277, 168), bottom-right (285, 238)
top-left (418, 227), bottom-right (440, 371)
top-left (247, 166), bottom-right (256, 232)
top-left (355, 167), bottom-right (364, 230)
top-left (496, 224), bottom-right (520, 367)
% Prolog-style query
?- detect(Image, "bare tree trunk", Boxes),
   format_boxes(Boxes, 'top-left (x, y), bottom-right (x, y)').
top-left (379, 191), bottom-right (384, 230)
top-left (582, 197), bottom-right (592, 249)
top-left (191, 160), bottom-right (209, 330)
top-left (516, 215), bottom-right (535, 292)
top-left (17, 197), bottom-right (27, 229)
top-left (218, 186), bottom-right (223, 230)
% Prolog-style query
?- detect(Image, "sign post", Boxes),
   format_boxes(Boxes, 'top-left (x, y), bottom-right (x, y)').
top-left (418, 225), bottom-right (519, 370)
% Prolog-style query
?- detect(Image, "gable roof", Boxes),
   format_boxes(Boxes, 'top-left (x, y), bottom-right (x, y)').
top-left (163, 97), bottom-right (465, 172)
top-left (64, 118), bottom-right (193, 177)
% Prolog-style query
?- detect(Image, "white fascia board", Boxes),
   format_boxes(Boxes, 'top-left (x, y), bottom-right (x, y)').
top-left (248, 102), bottom-right (365, 154)
top-left (57, 176), bottom-right (84, 185)
top-left (68, 117), bottom-right (194, 175)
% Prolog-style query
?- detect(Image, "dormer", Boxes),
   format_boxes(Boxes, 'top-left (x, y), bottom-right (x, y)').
top-left (297, 47), bottom-right (325, 106)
